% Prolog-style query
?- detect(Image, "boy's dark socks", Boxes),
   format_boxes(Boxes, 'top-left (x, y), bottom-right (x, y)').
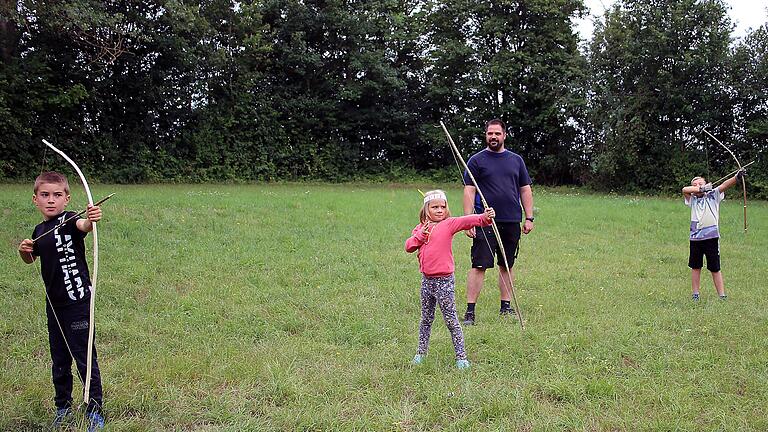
top-left (466, 303), bottom-right (476, 313)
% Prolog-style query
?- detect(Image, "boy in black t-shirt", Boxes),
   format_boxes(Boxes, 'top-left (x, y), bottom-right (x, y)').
top-left (18, 171), bottom-right (105, 430)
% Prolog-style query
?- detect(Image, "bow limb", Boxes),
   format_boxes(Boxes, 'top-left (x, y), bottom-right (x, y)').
top-left (41, 139), bottom-right (99, 404)
top-left (702, 129), bottom-right (748, 232)
top-left (438, 121), bottom-right (525, 330)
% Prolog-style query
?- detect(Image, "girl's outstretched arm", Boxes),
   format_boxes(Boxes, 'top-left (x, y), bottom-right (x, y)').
top-left (446, 208), bottom-right (495, 233)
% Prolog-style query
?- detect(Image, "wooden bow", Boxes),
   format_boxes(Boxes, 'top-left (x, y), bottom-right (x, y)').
top-left (42, 139), bottom-right (100, 404)
top-left (702, 129), bottom-right (747, 233)
top-left (439, 121), bottom-right (524, 330)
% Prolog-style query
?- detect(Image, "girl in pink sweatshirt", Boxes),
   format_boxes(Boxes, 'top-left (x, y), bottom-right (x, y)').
top-left (405, 190), bottom-right (494, 369)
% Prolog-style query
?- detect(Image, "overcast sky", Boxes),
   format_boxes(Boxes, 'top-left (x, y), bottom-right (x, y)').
top-left (574, 0), bottom-right (768, 42)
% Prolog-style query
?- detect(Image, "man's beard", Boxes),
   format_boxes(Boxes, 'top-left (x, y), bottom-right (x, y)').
top-left (487, 139), bottom-right (502, 150)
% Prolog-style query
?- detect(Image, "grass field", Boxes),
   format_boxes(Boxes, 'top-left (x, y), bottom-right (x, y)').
top-left (2, 183), bottom-right (767, 431)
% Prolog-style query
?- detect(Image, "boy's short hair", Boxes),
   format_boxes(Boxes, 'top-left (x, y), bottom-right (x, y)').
top-left (34, 172), bottom-right (70, 194)
top-left (485, 118), bottom-right (506, 132)
top-left (690, 176), bottom-right (705, 185)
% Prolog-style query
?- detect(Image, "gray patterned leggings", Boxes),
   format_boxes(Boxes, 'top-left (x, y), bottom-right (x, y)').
top-left (417, 275), bottom-right (467, 360)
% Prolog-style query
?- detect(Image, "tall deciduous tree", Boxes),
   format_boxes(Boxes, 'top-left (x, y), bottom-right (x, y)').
top-left (587, 0), bottom-right (733, 192)
top-left (3, 0), bottom-right (763, 190)
top-left (258, 0), bottom-right (429, 179)
top-left (1, 0), bottom-right (132, 179)
top-left (423, 0), bottom-right (587, 184)
top-left (730, 24), bottom-right (768, 198)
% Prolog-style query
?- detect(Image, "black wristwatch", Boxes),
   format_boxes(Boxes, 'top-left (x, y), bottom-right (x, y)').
top-left (525, 217), bottom-right (535, 222)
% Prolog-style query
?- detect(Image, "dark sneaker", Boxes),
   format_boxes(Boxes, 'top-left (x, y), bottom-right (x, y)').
top-left (52, 407), bottom-right (73, 428)
top-left (499, 307), bottom-right (516, 317)
top-left (692, 293), bottom-right (700, 301)
top-left (719, 294), bottom-right (727, 300)
top-left (86, 411), bottom-right (105, 432)
top-left (462, 311), bottom-right (475, 326)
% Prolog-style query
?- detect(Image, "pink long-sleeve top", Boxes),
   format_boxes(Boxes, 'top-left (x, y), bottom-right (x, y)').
top-left (405, 214), bottom-right (492, 277)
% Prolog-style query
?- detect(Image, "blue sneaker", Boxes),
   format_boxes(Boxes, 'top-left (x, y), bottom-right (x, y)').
top-left (86, 412), bottom-right (105, 432)
top-left (51, 407), bottom-right (73, 428)
top-left (412, 354), bottom-right (425, 365)
top-left (692, 293), bottom-right (700, 301)
top-left (456, 359), bottom-right (470, 369)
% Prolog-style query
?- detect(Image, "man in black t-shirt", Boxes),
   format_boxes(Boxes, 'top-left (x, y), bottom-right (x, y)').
top-left (461, 119), bottom-right (535, 325)
top-left (18, 171), bottom-right (105, 430)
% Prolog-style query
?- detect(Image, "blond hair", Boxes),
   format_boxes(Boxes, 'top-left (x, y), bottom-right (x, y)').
top-left (690, 176), bottom-right (706, 185)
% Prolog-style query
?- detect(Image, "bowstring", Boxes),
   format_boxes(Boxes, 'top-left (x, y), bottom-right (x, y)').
top-left (39, 146), bottom-right (49, 175)
top-left (33, 232), bottom-right (88, 412)
top-left (447, 140), bottom-right (496, 259)
top-left (439, 121), bottom-right (525, 329)
top-left (41, 268), bottom-right (87, 389)
top-left (704, 139), bottom-right (711, 180)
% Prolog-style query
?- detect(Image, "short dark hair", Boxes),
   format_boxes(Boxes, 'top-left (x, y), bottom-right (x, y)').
top-left (485, 118), bottom-right (506, 132)
top-left (34, 171), bottom-right (70, 194)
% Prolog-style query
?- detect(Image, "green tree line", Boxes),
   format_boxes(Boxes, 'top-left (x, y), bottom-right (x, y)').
top-left (1, 0), bottom-right (766, 197)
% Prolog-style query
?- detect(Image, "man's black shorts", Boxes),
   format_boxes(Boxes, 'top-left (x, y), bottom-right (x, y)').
top-left (688, 238), bottom-right (720, 272)
top-left (471, 221), bottom-right (521, 269)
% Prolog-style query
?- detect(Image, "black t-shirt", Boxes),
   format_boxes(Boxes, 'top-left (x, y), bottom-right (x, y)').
top-left (32, 211), bottom-right (92, 306)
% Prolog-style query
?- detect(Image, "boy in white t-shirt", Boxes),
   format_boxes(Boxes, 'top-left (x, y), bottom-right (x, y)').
top-left (681, 169), bottom-right (745, 300)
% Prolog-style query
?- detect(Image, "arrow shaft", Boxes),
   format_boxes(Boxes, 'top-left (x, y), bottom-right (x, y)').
top-left (711, 160), bottom-right (755, 186)
top-left (32, 193), bottom-right (114, 243)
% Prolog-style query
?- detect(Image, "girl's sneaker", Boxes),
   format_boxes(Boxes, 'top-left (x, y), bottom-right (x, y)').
top-left (412, 354), bottom-right (425, 365)
top-left (456, 359), bottom-right (470, 369)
